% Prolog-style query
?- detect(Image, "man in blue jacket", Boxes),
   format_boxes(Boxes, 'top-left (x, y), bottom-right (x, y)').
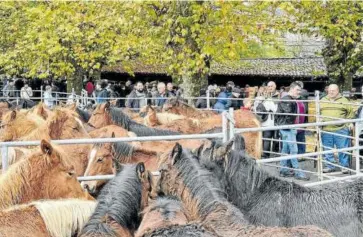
top-left (213, 81), bottom-right (234, 113)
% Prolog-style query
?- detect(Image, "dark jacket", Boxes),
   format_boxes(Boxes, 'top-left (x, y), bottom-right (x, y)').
top-left (275, 94), bottom-right (297, 126)
top-left (96, 89), bottom-right (109, 104)
top-left (213, 91), bottom-right (232, 112)
top-left (126, 90), bottom-right (146, 109)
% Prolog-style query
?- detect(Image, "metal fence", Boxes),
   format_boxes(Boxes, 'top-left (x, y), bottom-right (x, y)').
top-left (1, 90), bottom-right (363, 186)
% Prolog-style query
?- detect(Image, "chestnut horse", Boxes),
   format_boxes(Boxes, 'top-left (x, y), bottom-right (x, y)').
top-left (155, 143), bottom-right (332, 237)
top-left (148, 102), bottom-right (262, 158)
top-left (162, 97), bottom-right (216, 119)
top-left (79, 163), bottom-right (152, 237)
top-left (81, 134), bottom-right (158, 195)
top-left (0, 199), bottom-right (96, 237)
top-left (18, 108), bottom-right (91, 175)
top-left (0, 140), bottom-right (93, 210)
top-left (0, 146), bottom-right (33, 169)
top-left (88, 102), bottom-right (179, 136)
top-left (0, 109), bottom-right (45, 141)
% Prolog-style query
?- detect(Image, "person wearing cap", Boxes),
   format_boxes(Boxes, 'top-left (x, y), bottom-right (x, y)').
top-left (213, 81), bottom-right (234, 113)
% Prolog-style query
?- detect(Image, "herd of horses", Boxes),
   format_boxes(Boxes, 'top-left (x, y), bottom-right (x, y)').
top-left (0, 98), bottom-right (360, 236)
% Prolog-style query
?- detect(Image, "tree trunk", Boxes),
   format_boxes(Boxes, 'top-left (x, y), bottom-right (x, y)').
top-left (342, 71), bottom-right (353, 91)
top-left (67, 69), bottom-right (84, 94)
top-left (181, 73), bottom-right (208, 104)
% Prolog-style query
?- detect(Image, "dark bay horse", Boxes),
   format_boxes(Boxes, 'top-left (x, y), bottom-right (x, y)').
top-left (196, 135), bottom-right (362, 237)
top-left (155, 143), bottom-right (332, 237)
top-left (88, 102), bottom-right (180, 136)
top-left (79, 163), bottom-right (152, 237)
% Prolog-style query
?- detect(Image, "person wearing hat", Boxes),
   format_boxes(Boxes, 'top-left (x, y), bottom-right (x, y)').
top-left (213, 81), bottom-right (234, 113)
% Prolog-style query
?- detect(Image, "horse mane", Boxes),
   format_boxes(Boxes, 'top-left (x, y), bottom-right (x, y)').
top-left (142, 196), bottom-right (184, 222)
top-left (172, 149), bottom-right (235, 219)
top-left (224, 150), bottom-right (309, 204)
top-left (110, 107), bottom-right (180, 136)
top-left (76, 107), bottom-right (91, 123)
top-left (33, 199), bottom-right (97, 237)
top-left (81, 164), bottom-right (143, 235)
top-left (112, 141), bottom-right (135, 163)
top-left (0, 147), bottom-right (62, 209)
top-left (142, 223), bottom-right (216, 237)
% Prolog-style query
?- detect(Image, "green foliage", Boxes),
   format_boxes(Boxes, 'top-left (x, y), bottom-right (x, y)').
top-left (0, 1), bottom-right (287, 95)
top-left (284, 1), bottom-right (363, 90)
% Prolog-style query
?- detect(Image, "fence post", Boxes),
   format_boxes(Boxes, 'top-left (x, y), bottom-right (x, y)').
top-left (207, 89), bottom-right (210, 109)
top-left (222, 111), bottom-right (228, 143)
top-left (2, 145), bottom-right (8, 173)
top-left (229, 107), bottom-right (235, 149)
top-left (40, 87), bottom-right (43, 102)
top-left (314, 90), bottom-right (323, 181)
top-left (56, 92), bottom-right (58, 106)
top-left (355, 121), bottom-right (360, 174)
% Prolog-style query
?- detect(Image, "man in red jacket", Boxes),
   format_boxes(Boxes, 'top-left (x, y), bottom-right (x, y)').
top-left (85, 79), bottom-right (94, 97)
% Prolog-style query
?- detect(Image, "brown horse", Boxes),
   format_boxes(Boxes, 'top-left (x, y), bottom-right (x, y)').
top-left (148, 103), bottom-right (262, 158)
top-left (155, 143), bottom-right (332, 237)
top-left (18, 108), bottom-right (91, 175)
top-left (0, 139), bottom-right (93, 210)
top-left (81, 134), bottom-right (158, 195)
top-left (162, 97), bottom-right (216, 119)
top-left (88, 124), bottom-right (133, 138)
top-left (135, 196), bottom-right (191, 237)
top-left (0, 109), bottom-right (46, 141)
top-left (28, 102), bottom-right (53, 120)
top-left (0, 199), bottom-right (96, 237)
top-left (79, 163), bottom-right (152, 237)
top-left (0, 146), bottom-right (34, 169)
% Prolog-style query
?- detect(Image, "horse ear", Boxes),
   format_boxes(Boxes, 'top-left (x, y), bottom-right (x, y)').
top-left (170, 143), bottom-right (182, 165)
top-left (233, 134), bottom-right (245, 151)
top-left (193, 143), bottom-right (204, 158)
top-left (111, 132), bottom-right (115, 138)
top-left (10, 110), bottom-right (16, 121)
top-left (215, 139), bottom-right (234, 158)
top-left (136, 162), bottom-right (146, 180)
top-left (104, 101), bottom-right (110, 111)
top-left (40, 139), bottom-right (53, 155)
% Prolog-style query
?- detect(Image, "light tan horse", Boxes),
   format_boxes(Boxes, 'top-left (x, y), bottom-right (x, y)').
top-left (0, 139), bottom-right (94, 210)
top-left (0, 199), bottom-right (96, 237)
top-left (18, 108), bottom-right (91, 175)
top-left (0, 109), bottom-right (45, 141)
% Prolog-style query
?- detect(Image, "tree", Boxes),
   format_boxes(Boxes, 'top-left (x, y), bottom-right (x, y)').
top-left (285, 1), bottom-right (363, 90)
top-left (0, 2), bottom-right (153, 93)
top-left (144, 1), bottom-right (287, 97)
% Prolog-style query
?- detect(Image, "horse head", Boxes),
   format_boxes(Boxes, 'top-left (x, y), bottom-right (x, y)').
top-left (47, 108), bottom-right (89, 139)
top-left (81, 133), bottom-right (115, 196)
top-left (88, 102), bottom-right (112, 128)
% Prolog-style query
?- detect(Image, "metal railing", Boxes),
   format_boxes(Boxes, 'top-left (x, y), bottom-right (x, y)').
top-left (1, 90), bottom-right (363, 187)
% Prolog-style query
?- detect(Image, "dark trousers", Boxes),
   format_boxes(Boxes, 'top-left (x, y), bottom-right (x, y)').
top-left (296, 131), bottom-right (306, 154)
top-left (262, 130), bottom-right (274, 158)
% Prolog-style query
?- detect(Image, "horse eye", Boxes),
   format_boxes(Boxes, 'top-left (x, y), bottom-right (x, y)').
top-left (67, 170), bottom-right (75, 177)
top-left (97, 157), bottom-right (104, 163)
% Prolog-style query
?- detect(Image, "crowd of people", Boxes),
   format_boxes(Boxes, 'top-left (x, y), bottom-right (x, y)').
top-left (2, 77), bottom-right (362, 180)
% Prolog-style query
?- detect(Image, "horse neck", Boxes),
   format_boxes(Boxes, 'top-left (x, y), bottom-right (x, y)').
top-left (225, 154), bottom-right (269, 205)
top-left (20, 125), bottom-right (50, 141)
top-left (0, 159), bottom-right (32, 209)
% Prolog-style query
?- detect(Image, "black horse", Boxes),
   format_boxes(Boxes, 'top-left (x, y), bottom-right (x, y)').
top-left (80, 163), bottom-right (152, 237)
top-left (196, 135), bottom-right (363, 237)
